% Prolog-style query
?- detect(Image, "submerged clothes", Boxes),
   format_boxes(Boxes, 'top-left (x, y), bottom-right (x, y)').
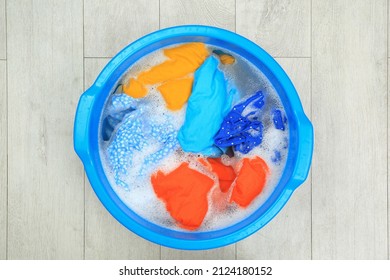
top-left (123, 42), bottom-right (209, 110)
top-left (102, 94), bottom-right (137, 141)
top-left (199, 158), bottom-right (236, 192)
top-left (151, 163), bottom-right (214, 230)
top-left (157, 77), bottom-right (193, 111)
top-left (201, 156), bottom-right (269, 206)
top-left (106, 94), bottom-right (178, 188)
top-left (213, 49), bottom-right (235, 65)
top-left (272, 109), bottom-right (287, 131)
top-left (231, 157), bottom-right (269, 207)
top-left (178, 56), bottom-right (234, 156)
top-left (151, 156), bottom-right (269, 229)
top-left (214, 91), bottom-right (265, 154)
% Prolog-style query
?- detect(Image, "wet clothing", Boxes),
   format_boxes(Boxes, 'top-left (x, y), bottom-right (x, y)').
top-left (123, 42), bottom-right (208, 110)
top-left (101, 94), bottom-right (137, 141)
top-left (151, 155), bottom-right (269, 229)
top-left (272, 109), bottom-right (287, 131)
top-left (230, 157), bottom-right (269, 207)
top-left (106, 94), bottom-right (178, 188)
top-left (214, 91), bottom-right (265, 154)
top-left (151, 163), bottom-right (214, 230)
top-left (157, 77), bottom-right (193, 111)
top-left (106, 43), bottom-right (276, 230)
top-left (213, 49), bottom-right (235, 65)
top-left (178, 56), bottom-right (234, 157)
top-left (199, 158), bottom-right (236, 192)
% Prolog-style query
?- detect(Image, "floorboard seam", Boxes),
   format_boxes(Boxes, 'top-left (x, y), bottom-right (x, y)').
top-left (84, 56), bottom-right (113, 59)
top-left (82, 0), bottom-right (86, 261)
top-left (310, 0), bottom-right (313, 261)
top-left (5, 0), bottom-right (8, 260)
top-left (387, 0), bottom-right (389, 261)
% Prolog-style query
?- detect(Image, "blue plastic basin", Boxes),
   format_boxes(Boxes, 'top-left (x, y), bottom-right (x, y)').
top-left (73, 25), bottom-right (314, 250)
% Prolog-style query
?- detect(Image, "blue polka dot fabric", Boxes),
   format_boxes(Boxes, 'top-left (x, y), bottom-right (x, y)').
top-left (105, 94), bottom-right (178, 189)
top-left (102, 94), bottom-right (138, 141)
top-left (272, 109), bottom-right (287, 131)
top-left (141, 122), bottom-right (177, 175)
top-left (214, 91), bottom-right (265, 154)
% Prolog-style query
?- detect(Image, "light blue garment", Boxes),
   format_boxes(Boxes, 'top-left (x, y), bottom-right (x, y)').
top-left (105, 94), bottom-right (178, 189)
top-left (178, 56), bottom-right (234, 156)
top-left (102, 94), bottom-right (137, 141)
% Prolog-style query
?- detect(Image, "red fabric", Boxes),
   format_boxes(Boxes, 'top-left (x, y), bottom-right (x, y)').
top-left (230, 157), bottom-right (269, 208)
top-left (151, 156), bottom-right (270, 230)
top-left (198, 158), bottom-right (236, 192)
top-left (151, 163), bottom-right (214, 230)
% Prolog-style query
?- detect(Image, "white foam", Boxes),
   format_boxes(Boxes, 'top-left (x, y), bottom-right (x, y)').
top-left (98, 43), bottom-right (290, 232)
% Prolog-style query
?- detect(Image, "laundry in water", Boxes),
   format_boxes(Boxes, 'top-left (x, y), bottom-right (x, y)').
top-left (101, 94), bottom-right (137, 141)
top-left (271, 150), bottom-right (282, 164)
top-left (214, 91), bottom-right (265, 154)
top-left (230, 157), bottom-right (269, 207)
top-left (106, 94), bottom-right (178, 188)
top-left (157, 77), bottom-right (193, 111)
top-left (151, 162), bottom-right (214, 230)
top-left (213, 49), bottom-right (236, 65)
top-left (178, 56), bottom-right (234, 157)
top-left (199, 158), bottom-right (236, 192)
top-left (100, 42), bottom-right (290, 232)
top-left (272, 109), bottom-right (287, 131)
top-left (123, 42), bottom-right (208, 110)
top-left (151, 155), bottom-right (269, 229)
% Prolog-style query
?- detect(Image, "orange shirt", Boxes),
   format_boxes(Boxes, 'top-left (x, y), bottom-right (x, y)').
top-left (151, 163), bottom-right (214, 230)
top-left (231, 157), bottom-right (269, 207)
top-left (123, 43), bottom-right (209, 110)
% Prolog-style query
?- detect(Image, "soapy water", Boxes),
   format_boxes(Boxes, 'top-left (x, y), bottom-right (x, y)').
top-left (98, 43), bottom-right (289, 232)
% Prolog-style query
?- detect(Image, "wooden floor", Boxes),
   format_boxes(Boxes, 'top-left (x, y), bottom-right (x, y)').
top-left (0, 0), bottom-right (389, 260)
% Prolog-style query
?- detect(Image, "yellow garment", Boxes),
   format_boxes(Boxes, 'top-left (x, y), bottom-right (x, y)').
top-left (212, 49), bottom-right (235, 65)
top-left (123, 78), bottom-right (147, 98)
top-left (157, 77), bottom-right (193, 111)
top-left (123, 42), bottom-right (209, 110)
top-left (219, 54), bottom-right (235, 65)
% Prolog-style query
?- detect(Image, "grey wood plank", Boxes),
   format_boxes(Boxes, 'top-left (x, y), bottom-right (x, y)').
top-left (84, 58), bottom-right (160, 259)
top-left (84, 0), bottom-right (159, 58)
top-left (236, 0), bottom-right (311, 57)
top-left (160, 0), bottom-right (235, 31)
top-left (388, 58), bottom-right (390, 261)
top-left (162, 246), bottom-right (235, 260)
top-left (237, 58), bottom-right (311, 259)
top-left (7, 0), bottom-right (84, 259)
top-left (0, 61), bottom-right (6, 259)
top-left (159, 0), bottom-right (236, 260)
top-left (0, 0), bottom-right (5, 59)
top-left (312, 0), bottom-right (387, 259)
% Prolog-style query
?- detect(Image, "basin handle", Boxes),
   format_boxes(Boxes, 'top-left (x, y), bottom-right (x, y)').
top-left (287, 115), bottom-right (314, 190)
top-left (73, 86), bottom-right (97, 162)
